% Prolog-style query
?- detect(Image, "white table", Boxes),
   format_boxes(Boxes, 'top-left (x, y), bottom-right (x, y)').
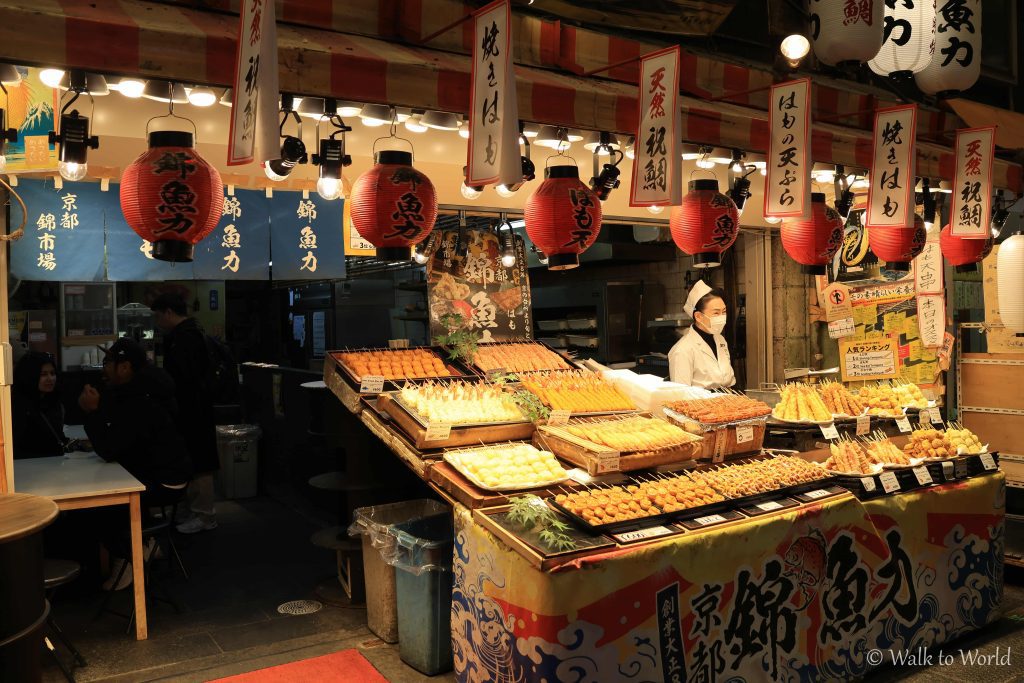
top-left (14, 454), bottom-right (149, 640)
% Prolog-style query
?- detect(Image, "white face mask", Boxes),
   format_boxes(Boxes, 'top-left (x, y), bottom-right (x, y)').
top-left (701, 314), bottom-right (727, 335)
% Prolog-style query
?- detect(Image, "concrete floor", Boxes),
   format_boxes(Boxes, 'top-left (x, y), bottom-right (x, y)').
top-left (39, 497), bottom-right (1024, 682)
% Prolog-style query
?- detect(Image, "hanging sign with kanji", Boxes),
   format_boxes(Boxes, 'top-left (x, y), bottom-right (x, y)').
top-left (467, 0), bottom-right (521, 188)
top-left (268, 192), bottom-right (346, 280)
top-left (764, 78), bottom-right (811, 220)
top-left (917, 294), bottom-right (946, 349)
top-left (913, 229), bottom-right (943, 295)
top-left (630, 46), bottom-right (682, 208)
top-left (948, 126), bottom-right (996, 239)
top-left (227, 0), bottom-right (279, 166)
top-left (867, 104), bottom-right (917, 228)
top-left (193, 189), bottom-right (270, 280)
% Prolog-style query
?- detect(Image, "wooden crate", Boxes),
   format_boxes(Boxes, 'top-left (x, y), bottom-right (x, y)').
top-left (378, 393), bottom-right (536, 450)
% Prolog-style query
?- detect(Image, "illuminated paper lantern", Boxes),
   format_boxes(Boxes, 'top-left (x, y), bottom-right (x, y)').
top-left (868, 0), bottom-right (936, 77)
top-left (868, 214), bottom-right (927, 271)
top-left (939, 223), bottom-right (990, 272)
top-left (997, 234), bottom-right (1024, 336)
top-left (524, 164), bottom-right (603, 270)
top-left (915, 0), bottom-right (981, 95)
top-left (781, 193), bottom-right (845, 274)
top-left (669, 179), bottom-right (739, 268)
top-left (811, 0), bottom-right (886, 66)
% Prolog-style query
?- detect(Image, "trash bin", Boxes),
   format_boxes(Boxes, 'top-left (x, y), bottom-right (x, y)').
top-left (215, 425), bottom-right (262, 499)
top-left (390, 513), bottom-right (455, 676)
top-left (348, 500), bottom-right (448, 643)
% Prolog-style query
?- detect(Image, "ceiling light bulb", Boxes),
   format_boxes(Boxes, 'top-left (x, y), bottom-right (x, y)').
top-left (731, 161), bottom-right (744, 173)
top-left (522, 124), bottom-right (539, 138)
top-left (501, 252), bottom-right (516, 268)
top-left (625, 147), bottom-right (635, 160)
top-left (696, 158), bottom-right (715, 170)
top-left (264, 163), bottom-right (289, 181)
top-left (219, 89), bottom-right (233, 107)
top-left (336, 101), bottom-right (362, 117)
top-left (316, 176), bottom-right (344, 201)
top-left (116, 77), bottom-right (145, 98)
top-left (58, 160), bottom-right (87, 182)
top-left (458, 121), bottom-right (470, 139)
top-left (413, 250), bottom-right (430, 265)
top-left (647, 205), bottom-right (665, 215)
top-left (421, 110), bottom-right (460, 131)
top-left (765, 215), bottom-right (783, 225)
top-left (360, 104), bottom-right (393, 127)
top-left (460, 182), bottom-right (482, 200)
top-left (681, 144), bottom-right (702, 160)
top-left (40, 68), bottom-right (64, 89)
top-left (187, 86), bottom-right (217, 107)
top-left (404, 115), bottom-right (428, 133)
top-left (495, 184), bottom-right (517, 198)
top-left (780, 34), bottom-right (810, 62)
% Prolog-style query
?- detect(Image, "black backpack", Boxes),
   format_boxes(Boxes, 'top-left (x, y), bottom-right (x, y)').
top-left (204, 335), bottom-right (240, 405)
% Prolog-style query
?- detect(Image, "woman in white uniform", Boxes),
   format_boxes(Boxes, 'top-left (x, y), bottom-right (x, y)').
top-left (669, 281), bottom-right (736, 389)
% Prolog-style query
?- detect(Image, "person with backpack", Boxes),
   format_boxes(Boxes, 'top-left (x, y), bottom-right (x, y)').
top-left (151, 292), bottom-right (220, 533)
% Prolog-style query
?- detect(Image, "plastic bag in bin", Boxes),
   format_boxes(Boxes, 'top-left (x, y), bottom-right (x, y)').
top-left (348, 499), bottom-right (451, 575)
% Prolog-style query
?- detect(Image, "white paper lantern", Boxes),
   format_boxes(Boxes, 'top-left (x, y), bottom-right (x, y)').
top-left (915, 0), bottom-right (981, 95)
top-left (868, 0), bottom-right (937, 77)
top-left (810, 0), bottom-right (886, 66)
top-left (997, 234), bottom-right (1024, 336)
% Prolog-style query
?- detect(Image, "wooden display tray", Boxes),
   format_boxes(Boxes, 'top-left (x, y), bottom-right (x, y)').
top-left (329, 346), bottom-right (468, 387)
top-left (430, 461), bottom-right (578, 510)
top-left (378, 393), bottom-right (536, 450)
top-left (472, 504), bottom-right (616, 571)
top-left (466, 339), bottom-right (576, 377)
top-left (534, 416), bottom-right (702, 475)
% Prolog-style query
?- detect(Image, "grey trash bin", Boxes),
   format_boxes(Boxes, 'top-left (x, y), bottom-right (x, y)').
top-left (215, 425), bottom-right (262, 498)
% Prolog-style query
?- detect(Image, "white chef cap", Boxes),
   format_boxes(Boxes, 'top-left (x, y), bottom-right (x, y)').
top-left (683, 280), bottom-right (713, 318)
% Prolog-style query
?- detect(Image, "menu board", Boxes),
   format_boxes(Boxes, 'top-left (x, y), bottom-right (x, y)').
top-left (839, 338), bottom-right (899, 382)
top-left (427, 228), bottom-right (531, 342)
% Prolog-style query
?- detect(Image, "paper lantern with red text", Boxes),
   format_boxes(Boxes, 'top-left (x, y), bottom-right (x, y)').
top-left (940, 223), bottom-right (991, 272)
top-left (349, 150), bottom-right (438, 260)
top-left (868, 215), bottom-right (927, 271)
top-left (524, 164), bottom-right (603, 270)
top-left (120, 131), bottom-right (223, 262)
top-left (781, 193), bottom-right (845, 274)
top-left (811, 0), bottom-right (885, 67)
top-left (669, 179), bottom-right (739, 268)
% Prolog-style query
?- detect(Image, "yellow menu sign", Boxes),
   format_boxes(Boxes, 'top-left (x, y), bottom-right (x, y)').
top-left (840, 338), bottom-right (900, 382)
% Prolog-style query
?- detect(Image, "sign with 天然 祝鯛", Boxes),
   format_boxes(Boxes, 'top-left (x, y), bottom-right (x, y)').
top-left (630, 46), bottom-right (682, 208)
top-left (948, 127), bottom-right (995, 239)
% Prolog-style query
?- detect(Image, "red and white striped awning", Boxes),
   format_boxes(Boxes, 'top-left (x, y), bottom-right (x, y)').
top-left (1, 0), bottom-right (1017, 190)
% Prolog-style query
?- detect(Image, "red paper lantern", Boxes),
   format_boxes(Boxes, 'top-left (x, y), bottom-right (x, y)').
top-left (524, 164), bottom-right (602, 270)
top-left (349, 150), bottom-right (438, 260)
top-left (120, 131), bottom-right (223, 262)
top-left (867, 215), bottom-right (927, 271)
top-left (940, 224), bottom-right (992, 273)
top-left (780, 192), bottom-right (845, 275)
top-left (669, 179), bottom-right (739, 268)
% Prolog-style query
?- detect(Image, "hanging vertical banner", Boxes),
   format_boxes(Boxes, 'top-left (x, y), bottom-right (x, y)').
top-left (227, 0), bottom-right (279, 166)
top-left (867, 104), bottom-right (917, 228)
top-left (466, 0), bottom-right (520, 187)
top-left (4, 68), bottom-right (58, 173)
top-left (948, 126), bottom-right (995, 239)
top-left (917, 294), bottom-right (946, 348)
top-left (268, 192), bottom-right (346, 280)
top-left (10, 179), bottom-right (105, 281)
top-left (913, 229), bottom-right (943, 295)
top-left (193, 190), bottom-right (271, 280)
top-left (764, 78), bottom-right (811, 220)
top-left (630, 47), bottom-right (682, 207)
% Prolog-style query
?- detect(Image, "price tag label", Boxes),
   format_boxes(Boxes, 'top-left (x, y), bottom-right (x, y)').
top-left (929, 407), bottom-right (943, 424)
top-left (942, 461), bottom-right (954, 481)
top-left (880, 470), bottom-right (900, 493)
top-left (820, 423), bottom-right (840, 440)
top-left (757, 500), bottom-right (783, 512)
top-left (613, 526), bottom-right (675, 543)
top-left (547, 409), bottom-right (572, 426)
top-left (596, 452), bottom-right (621, 474)
top-left (805, 489), bottom-right (830, 500)
top-left (856, 414), bottom-right (871, 436)
top-left (913, 466), bottom-right (933, 486)
top-left (860, 477), bottom-right (877, 492)
top-left (694, 514), bottom-right (727, 526)
top-left (980, 453), bottom-right (997, 471)
top-left (387, 339), bottom-right (410, 349)
top-left (423, 422), bottom-right (453, 442)
top-left (736, 425), bottom-right (755, 444)
top-left (896, 416), bottom-right (912, 433)
top-left (359, 376), bottom-right (385, 394)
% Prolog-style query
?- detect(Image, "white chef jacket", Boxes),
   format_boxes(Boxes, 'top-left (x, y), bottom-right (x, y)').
top-left (668, 326), bottom-right (736, 389)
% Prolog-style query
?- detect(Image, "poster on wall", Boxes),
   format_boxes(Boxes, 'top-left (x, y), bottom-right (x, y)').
top-left (867, 104), bottom-right (917, 228)
top-left (427, 228), bottom-right (531, 342)
top-left (3, 67), bottom-right (58, 173)
top-left (10, 179), bottom-right (105, 281)
top-left (839, 338), bottom-right (899, 382)
top-left (268, 192), bottom-right (346, 280)
top-left (193, 189), bottom-right (270, 280)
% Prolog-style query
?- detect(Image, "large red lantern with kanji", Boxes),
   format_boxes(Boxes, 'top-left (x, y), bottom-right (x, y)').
top-left (349, 150), bottom-right (437, 260)
top-left (524, 163), bottom-right (602, 270)
top-left (120, 131), bottom-right (223, 262)
top-left (781, 192), bottom-right (844, 275)
top-left (669, 179), bottom-right (739, 268)
top-left (867, 214), bottom-right (927, 271)
top-left (940, 224), bottom-right (992, 273)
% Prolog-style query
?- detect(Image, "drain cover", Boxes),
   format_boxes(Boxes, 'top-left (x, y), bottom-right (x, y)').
top-left (277, 599), bottom-right (323, 616)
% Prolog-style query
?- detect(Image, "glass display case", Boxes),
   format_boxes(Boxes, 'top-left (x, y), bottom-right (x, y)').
top-left (60, 282), bottom-right (116, 370)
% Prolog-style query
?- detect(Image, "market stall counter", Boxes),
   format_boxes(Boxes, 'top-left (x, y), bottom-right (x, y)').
top-left (451, 472), bottom-right (1004, 682)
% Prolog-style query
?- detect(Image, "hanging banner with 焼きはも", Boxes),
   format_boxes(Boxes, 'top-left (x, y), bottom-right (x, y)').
top-left (764, 78), bottom-right (811, 221)
top-left (867, 104), bottom-right (917, 228)
top-left (227, 0), bottom-right (279, 166)
top-left (948, 126), bottom-right (996, 239)
top-left (466, 0), bottom-right (521, 188)
top-left (629, 46), bottom-right (682, 208)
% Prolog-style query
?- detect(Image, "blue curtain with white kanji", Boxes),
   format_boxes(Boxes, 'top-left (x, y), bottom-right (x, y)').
top-left (105, 189), bottom-right (195, 281)
top-left (10, 179), bottom-right (105, 281)
top-left (268, 193), bottom-right (345, 280)
top-left (193, 189), bottom-right (271, 280)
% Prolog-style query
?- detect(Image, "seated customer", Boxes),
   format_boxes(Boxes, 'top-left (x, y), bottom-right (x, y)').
top-left (78, 339), bottom-right (193, 501)
top-left (13, 351), bottom-right (68, 459)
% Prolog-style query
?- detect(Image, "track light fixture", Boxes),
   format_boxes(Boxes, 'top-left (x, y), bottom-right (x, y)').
top-left (588, 132), bottom-right (624, 202)
top-left (413, 230), bottom-right (441, 265)
top-left (311, 100), bottom-right (352, 200)
top-left (0, 107), bottom-right (18, 172)
top-left (265, 94), bottom-right (307, 181)
top-left (496, 126), bottom-right (535, 196)
top-left (48, 70), bottom-right (99, 182)
top-left (497, 213), bottom-right (516, 268)
top-left (833, 166), bottom-right (855, 220)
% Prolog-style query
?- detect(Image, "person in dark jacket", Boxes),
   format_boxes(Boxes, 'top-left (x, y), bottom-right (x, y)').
top-left (150, 293), bottom-right (219, 533)
top-left (79, 339), bottom-right (193, 494)
top-left (12, 352), bottom-right (68, 459)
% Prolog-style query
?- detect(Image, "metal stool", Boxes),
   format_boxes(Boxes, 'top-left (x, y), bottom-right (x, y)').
top-left (43, 559), bottom-right (87, 682)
